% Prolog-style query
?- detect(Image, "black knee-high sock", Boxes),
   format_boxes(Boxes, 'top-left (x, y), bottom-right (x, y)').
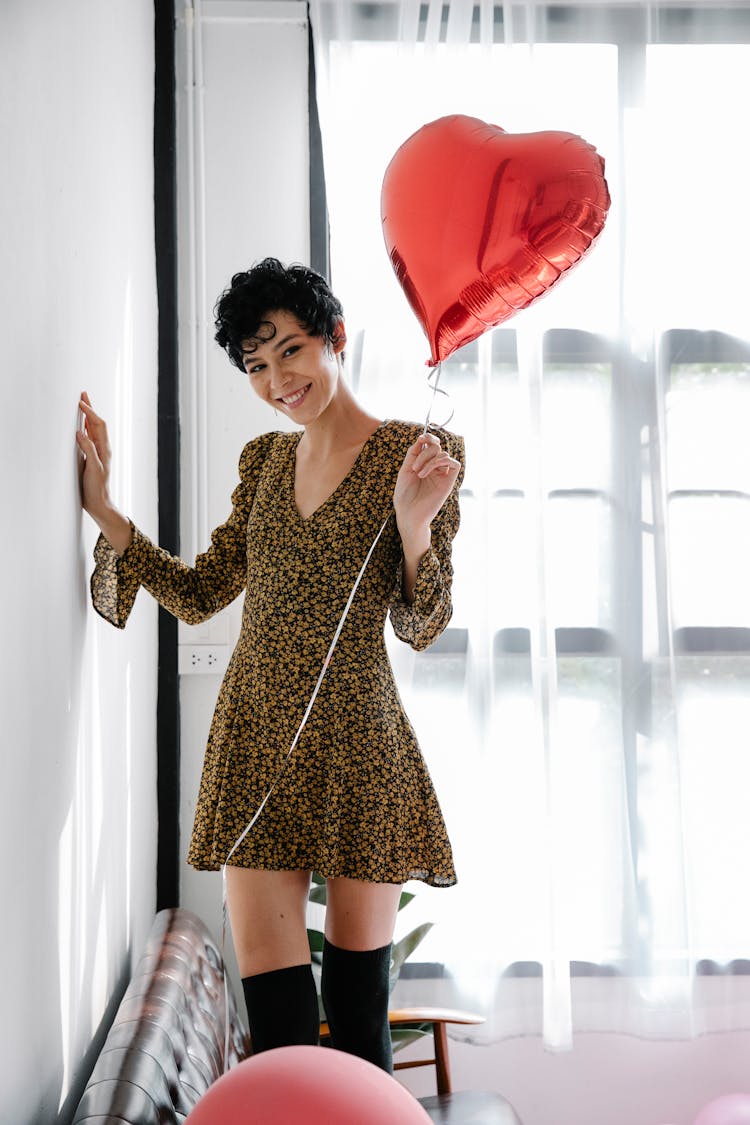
top-left (241, 963), bottom-right (320, 1054)
top-left (321, 939), bottom-right (393, 1073)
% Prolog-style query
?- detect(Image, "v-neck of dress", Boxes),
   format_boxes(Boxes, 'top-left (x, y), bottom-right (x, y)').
top-left (289, 421), bottom-right (389, 524)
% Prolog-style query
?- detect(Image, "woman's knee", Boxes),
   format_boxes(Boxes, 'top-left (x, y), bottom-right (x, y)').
top-left (225, 866), bottom-right (312, 976)
top-left (324, 877), bottom-right (402, 950)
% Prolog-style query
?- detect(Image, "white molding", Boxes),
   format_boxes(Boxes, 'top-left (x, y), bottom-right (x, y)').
top-left (201, 1), bottom-right (307, 22)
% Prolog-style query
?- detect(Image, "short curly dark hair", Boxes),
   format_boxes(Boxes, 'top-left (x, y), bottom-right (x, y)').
top-left (213, 257), bottom-right (344, 371)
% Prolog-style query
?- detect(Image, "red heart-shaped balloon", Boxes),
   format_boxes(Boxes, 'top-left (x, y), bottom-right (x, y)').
top-left (381, 114), bottom-right (611, 365)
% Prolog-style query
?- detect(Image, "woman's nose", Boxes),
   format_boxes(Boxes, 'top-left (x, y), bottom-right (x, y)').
top-left (270, 368), bottom-right (289, 390)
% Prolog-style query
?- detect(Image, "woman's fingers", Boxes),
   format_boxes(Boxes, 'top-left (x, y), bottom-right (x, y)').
top-left (78, 395), bottom-right (112, 464)
top-left (79, 396), bottom-right (106, 430)
top-left (77, 430), bottom-right (113, 520)
top-left (76, 427), bottom-right (104, 470)
top-left (408, 435), bottom-right (459, 479)
top-left (404, 432), bottom-right (443, 473)
top-left (79, 397), bottom-right (110, 448)
top-left (417, 451), bottom-right (460, 479)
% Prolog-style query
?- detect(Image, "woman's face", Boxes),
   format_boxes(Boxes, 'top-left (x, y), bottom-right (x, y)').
top-left (240, 309), bottom-right (345, 424)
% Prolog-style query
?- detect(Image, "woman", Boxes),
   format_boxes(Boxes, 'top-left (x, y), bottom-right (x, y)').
top-left (76, 257), bottom-right (464, 1073)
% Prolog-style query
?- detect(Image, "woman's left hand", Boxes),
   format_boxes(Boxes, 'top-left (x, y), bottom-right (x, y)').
top-left (393, 432), bottom-right (461, 541)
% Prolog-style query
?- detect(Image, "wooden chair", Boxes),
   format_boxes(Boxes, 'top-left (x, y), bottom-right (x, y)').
top-left (321, 1007), bottom-right (524, 1124)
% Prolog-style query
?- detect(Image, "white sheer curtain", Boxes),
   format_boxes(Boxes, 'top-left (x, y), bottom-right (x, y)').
top-left (310, 0), bottom-right (750, 1048)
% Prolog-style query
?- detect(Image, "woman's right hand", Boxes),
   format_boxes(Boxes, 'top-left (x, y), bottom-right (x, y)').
top-left (76, 391), bottom-right (112, 519)
top-left (76, 391), bottom-right (133, 554)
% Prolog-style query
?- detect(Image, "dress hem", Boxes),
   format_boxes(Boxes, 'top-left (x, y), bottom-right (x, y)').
top-left (188, 855), bottom-right (457, 888)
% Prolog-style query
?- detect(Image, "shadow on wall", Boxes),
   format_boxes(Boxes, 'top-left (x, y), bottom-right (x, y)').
top-left (0, 1), bottom-right (160, 1122)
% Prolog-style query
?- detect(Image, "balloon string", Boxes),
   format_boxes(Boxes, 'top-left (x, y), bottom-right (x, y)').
top-left (423, 362), bottom-right (454, 433)
top-left (220, 506), bottom-right (394, 1068)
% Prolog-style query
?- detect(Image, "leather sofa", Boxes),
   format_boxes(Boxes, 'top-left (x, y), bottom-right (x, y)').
top-left (72, 907), bottom-right (521, 1124)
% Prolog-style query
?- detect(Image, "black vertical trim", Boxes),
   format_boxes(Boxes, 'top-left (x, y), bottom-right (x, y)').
top-left (307, 10), bottom-right (330, 279)
top-left (154, 0), bottom-right (181, 910)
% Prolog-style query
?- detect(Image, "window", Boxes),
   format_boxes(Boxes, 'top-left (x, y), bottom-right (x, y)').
top-left (311, 1), bottom-right (750, 1038)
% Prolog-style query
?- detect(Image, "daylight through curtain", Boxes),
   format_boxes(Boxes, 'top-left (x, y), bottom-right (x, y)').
top-left (310, 0), bottom-right (750, 1048)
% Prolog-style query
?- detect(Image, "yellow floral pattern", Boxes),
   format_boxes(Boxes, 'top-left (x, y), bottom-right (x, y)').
top-left (91, 420), bottom-right (464, 885)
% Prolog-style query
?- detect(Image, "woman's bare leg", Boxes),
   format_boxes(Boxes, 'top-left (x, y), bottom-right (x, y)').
top-left (226, 866), bottom-right (319, 1053)
top-left (225, 866), bottom-right (312, 976)
top-left (324, 876), bottom-right (402, 949)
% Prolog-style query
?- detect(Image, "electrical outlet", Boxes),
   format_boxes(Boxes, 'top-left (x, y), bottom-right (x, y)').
top-left (178, 645), bottom-right (230, 676)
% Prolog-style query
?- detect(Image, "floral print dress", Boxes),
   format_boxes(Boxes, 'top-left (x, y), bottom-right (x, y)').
top-left (91, 419), bottom-right (464, 886)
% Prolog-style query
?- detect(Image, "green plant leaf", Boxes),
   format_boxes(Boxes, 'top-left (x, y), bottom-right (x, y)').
top-left (307, 927), bottom-right (325, 955)
top-left (311, 884), bottom-right (412, 910)
top-left (389, 922), bottom-right (433, 991)
top-left (390, 1024), bottom-right (432, 1053)
top-left (392, 921), bottom-right (433, 971)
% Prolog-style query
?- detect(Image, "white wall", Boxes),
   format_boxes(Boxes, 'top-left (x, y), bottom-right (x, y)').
top-left (0, 3), bottom-right (159, 1122)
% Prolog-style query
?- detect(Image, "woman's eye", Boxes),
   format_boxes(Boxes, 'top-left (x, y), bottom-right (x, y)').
top-left (283, 345), bottom-right (300, 358)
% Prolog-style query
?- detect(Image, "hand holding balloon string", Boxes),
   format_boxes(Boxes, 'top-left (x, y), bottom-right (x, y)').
top-left (394, 422), bottom-right (459, 530)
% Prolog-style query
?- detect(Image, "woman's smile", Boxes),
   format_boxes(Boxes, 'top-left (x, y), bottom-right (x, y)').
top-left (278, 383), bottom-right (312, 409)
top-left (239, 309), bottom-right (346, 423)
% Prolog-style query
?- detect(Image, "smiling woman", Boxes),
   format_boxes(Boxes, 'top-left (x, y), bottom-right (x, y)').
top-left (240, 310), bottom-right (380, 521)
top-left (76, 256), bottom-right (465, 1073)
top-left (240, 310), bottom-right (344, 420)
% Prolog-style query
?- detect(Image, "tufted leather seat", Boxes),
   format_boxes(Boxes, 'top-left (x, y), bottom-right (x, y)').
top-left (72, 908), bottom-right (250, 1124)
top-left (72, 907), bottom-right (521, 1125)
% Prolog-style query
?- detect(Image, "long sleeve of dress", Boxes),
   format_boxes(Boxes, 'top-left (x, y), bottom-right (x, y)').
top-left (90, 433), bottom-right (275, 629)
top-left (388, 431), bottom-right (465, 652)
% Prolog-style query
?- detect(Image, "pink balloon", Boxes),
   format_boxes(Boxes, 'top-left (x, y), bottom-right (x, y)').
top-left (694, 1094), bottom-right (750, 1125)
top-left (185, 1045), bottom-right (433, 1125)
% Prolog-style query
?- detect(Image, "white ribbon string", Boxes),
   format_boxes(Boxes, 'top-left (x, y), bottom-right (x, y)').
top-left (424, 361), bottom-right (451, 433)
